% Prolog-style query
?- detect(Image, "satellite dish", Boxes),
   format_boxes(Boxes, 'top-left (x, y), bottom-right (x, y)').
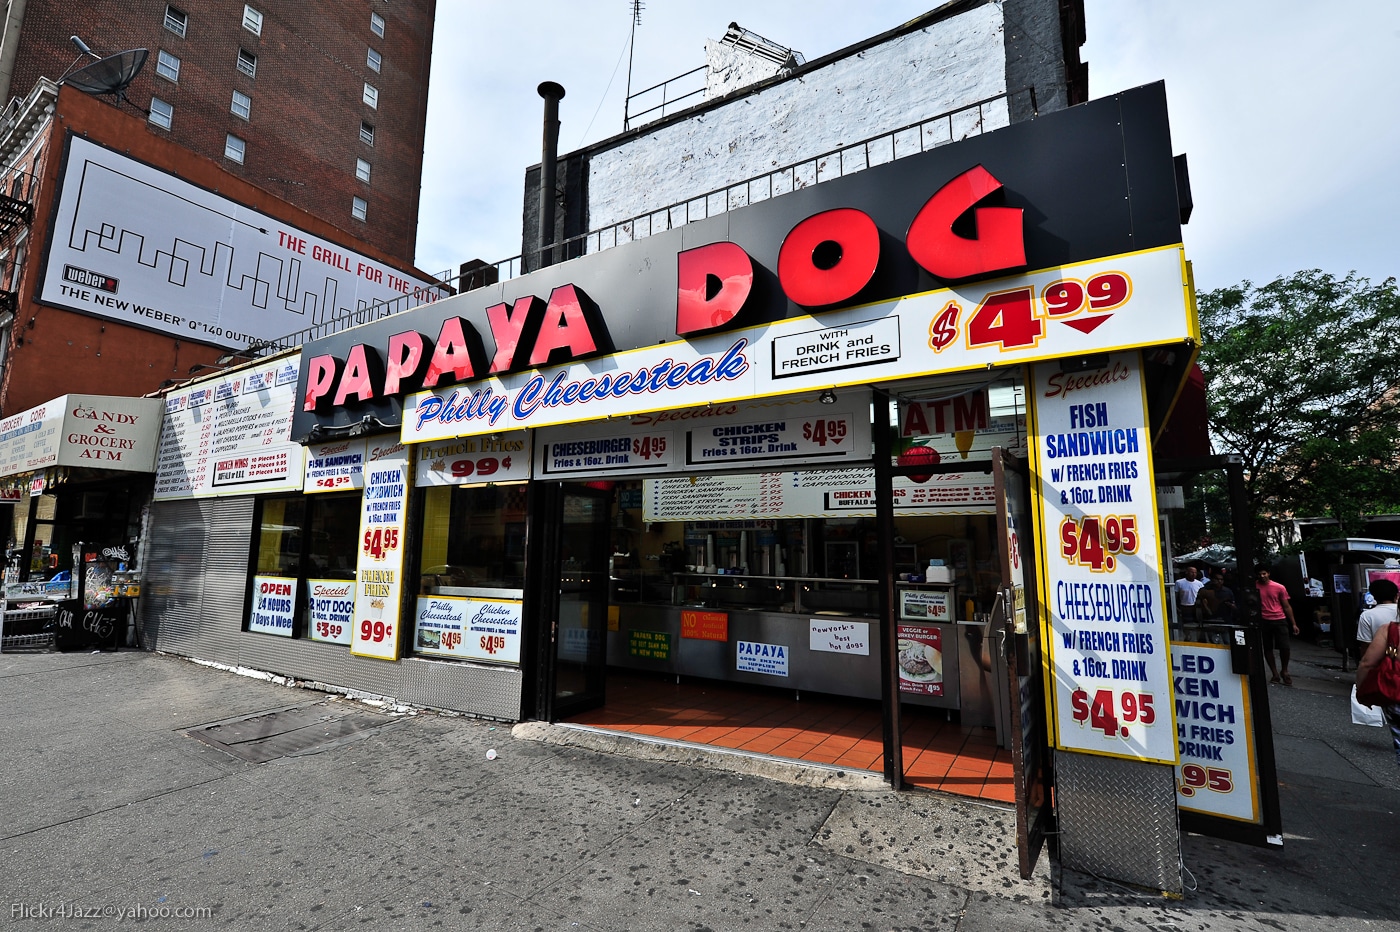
top-left (63, 48), bottom-right (149, 103)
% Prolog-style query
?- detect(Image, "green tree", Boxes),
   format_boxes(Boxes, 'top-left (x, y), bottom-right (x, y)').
top-left (1196, 270), bottom-right (1400, 556)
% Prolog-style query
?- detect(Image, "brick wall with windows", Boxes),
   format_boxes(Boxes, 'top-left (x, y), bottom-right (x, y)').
top-left (0, 84), bottom-right (440, 416)
top-left (3, 0), bottom-right (434, 265)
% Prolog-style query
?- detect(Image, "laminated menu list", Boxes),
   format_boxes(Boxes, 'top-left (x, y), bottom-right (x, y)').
top-left (153, 359), bottom-right (305, 500)
top-left (643, 468), bottom-right (997, 521)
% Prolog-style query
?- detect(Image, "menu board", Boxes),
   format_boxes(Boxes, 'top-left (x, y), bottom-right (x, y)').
top-left (304, 439), bottom-right (368, 493)
top-left (1031, 351), bottom-right (1176, 765)
top-left (306, 578), bottom-right (354, 645)
top-left (415, 431), bottom-right (531, 486)
top-left (535, 395), bottom-right (871, 479)
top-left (1172, 642), bottom-right (1260, 823)
top-left (897, 624), bottom-right (945, 696)
top-left (643, 468), bottom-right (995, 521)
top-left (154, 358), bottom-right (303, 500)
top-left (351, 446), bottom-right (411, 661)
top-left (413, 594), bottom-right (523, 664)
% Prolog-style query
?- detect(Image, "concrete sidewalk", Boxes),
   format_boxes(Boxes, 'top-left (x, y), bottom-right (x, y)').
top-left (0, 643), bottom-right (1395, 931)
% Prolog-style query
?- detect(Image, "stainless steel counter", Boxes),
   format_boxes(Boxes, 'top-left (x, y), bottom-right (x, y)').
top-left (607, 602), bottom-right (958, 707)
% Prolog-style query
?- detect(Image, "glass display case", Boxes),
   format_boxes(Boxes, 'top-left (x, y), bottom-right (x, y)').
top-left (670, 572), bottom-right (879, 616)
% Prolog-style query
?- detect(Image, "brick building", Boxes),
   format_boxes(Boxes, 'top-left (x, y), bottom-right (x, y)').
top-left (0, 80), bottom-right (445, 416)
top-left (0, 0), bottom-right (434, 264)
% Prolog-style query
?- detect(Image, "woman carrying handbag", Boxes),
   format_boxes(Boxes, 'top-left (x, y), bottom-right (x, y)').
top-left (1356, 619), bottom-right (1400, 766)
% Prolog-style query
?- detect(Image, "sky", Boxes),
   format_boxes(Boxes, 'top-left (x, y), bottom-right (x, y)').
top-left (415, 1), bottom-right (1400, 294)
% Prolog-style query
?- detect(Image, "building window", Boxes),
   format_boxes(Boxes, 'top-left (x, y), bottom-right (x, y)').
top-left (359, 121), bottom-right (375, 146)
top-left (418, 485), bottom-right (525, 594)
top-left (362, 83), bottom-right (378, 109)
top-left (164, 6), bottom-right (187, 38)
top-left (355, 158), bottom-right (371, 183)
top-left (149, 97), bottom-right (173, 129)
top-left (225, 134), bottom-right (246, 164)
top-left (231, 90), bottom-right (251, 120)
top-left (351, 196), bottom-right (367, 221)
top-left (370, 11), bottom-right (385, 38)
top-left (367, 47), bottom-right (381, 73)
top-left (237, 48), bottom-right (257, 78)
top-left (247, 494), bottom-right (359, 643)
top-left (243, 5), bottom-right (263, 35)
top-left (155, 50), bottom-right (180, 82)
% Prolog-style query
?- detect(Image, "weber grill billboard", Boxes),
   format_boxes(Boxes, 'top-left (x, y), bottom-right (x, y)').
top-left (38, 136), bottom-right (448, 349)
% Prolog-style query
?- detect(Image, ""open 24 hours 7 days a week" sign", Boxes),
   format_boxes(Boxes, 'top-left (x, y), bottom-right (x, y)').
top-left (1031, 350), bottom-right (1177, 765)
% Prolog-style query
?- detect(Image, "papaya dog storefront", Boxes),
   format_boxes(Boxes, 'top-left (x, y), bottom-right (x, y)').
top-left (145, 83), bottom-right (1197, 873)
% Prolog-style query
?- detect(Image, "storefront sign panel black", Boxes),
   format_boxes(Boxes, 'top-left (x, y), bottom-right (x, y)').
top-left (293, 82), bottom-right (1185, 441)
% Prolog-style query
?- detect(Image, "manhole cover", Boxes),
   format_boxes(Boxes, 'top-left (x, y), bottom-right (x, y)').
top-left (186, 701), bottom-right (401, 762)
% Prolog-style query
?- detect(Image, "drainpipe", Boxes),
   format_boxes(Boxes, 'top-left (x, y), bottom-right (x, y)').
top-left (537, 81), bottom-right (565, 269)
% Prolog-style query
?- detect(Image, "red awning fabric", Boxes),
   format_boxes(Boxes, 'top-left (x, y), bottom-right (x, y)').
top-left (1154, 363), bottom-right (1210, 459)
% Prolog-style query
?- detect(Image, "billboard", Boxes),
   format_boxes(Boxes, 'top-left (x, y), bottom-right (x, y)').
top-left (39, 136), bottom-right (446, 349)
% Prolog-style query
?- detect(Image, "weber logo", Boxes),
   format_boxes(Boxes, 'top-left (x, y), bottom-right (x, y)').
top-left (63, 265), bottom-right (119, 293)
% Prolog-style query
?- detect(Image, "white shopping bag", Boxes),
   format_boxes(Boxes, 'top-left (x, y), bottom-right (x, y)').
top-left (1352, 685), bottom-right (1384, 727)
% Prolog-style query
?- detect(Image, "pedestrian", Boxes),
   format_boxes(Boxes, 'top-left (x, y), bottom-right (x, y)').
top-left (1355, 617), bottom-right (1400, 766)
top-left (1357, 579), bottom-right (1398, 651)
top-left (1174, 565), bottom-right (1205, 621)
top-left (1255, 566), bottom-right (1299, 685)
top-left (1198, 569), bottom-right (1237, 623)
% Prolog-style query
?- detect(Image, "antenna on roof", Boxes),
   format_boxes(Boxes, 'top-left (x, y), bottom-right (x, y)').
top-left (59, 35), bottom-right (149, 114)
top-left (623, 0), bottom-right (644, 131)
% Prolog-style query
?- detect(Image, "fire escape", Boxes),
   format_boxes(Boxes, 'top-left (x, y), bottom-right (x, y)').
top-left (0, 169), bottom-right (35, 321)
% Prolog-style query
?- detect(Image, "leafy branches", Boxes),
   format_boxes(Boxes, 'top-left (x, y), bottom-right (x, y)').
top-left (1196, 270), bottom-right (1400, 552)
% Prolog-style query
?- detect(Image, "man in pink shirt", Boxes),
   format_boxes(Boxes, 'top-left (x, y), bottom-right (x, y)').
top-left (1255, 566), bottom-right (1299, 685)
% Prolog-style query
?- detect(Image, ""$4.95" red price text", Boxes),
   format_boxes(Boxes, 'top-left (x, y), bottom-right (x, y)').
top-left (1070, 687), bottom-right (1155, 738)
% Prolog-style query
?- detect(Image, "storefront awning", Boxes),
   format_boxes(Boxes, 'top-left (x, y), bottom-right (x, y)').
top-left (0, 394), bottom-right (164, 481)
top-left (1320, 538), bottom-right (1400, 557)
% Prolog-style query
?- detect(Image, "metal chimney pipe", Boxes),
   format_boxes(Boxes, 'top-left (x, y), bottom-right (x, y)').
top-left (537, 81), bottom-right (565, 269)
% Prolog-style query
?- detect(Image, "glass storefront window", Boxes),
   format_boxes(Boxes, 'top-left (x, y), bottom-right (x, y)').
top-left (417, 484), bottom-right (525, 593)
top-left (413, 483), bottom-right (527, 665)
top-left (254, 497), bottom-right (306, 577)
top-left (248, 493), bottom-right (359, 640)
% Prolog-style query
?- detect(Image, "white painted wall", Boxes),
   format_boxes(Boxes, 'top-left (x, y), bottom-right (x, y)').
top-left (703, 40), bottom-right (789, 101)
top-left (587, 3), bottom-right (1009, 234)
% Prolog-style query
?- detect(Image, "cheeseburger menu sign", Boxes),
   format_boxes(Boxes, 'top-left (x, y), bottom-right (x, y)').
top-left (293, 82), bottom-right (1195, 443)
top-left (0, 394), bottom-right (163, 477)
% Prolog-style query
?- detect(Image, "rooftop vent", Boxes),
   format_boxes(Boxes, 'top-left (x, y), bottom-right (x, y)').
top-left (718, 22), bottom-right (805, 69)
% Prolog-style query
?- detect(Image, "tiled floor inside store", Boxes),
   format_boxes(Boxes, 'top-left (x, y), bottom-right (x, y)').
top-left (566, 672), bottom-right (1016, 803)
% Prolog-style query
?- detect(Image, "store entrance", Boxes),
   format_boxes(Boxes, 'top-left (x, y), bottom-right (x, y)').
top-left (544, 467), bottom-right (1029, 803)
top-left (534, 482), bottom-right (611, 720)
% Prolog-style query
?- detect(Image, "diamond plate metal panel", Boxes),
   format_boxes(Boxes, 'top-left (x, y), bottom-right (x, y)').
top-left (1056, 750), bottom-right (1181, 893)
top-left (341, 651), bottom-right (407, 699)
top-left (140, 497), bottom-right (523, 722)
top-left (400, 657), bottom-right (523, 720)
top-left (244, 637), bottom-right (351, 686)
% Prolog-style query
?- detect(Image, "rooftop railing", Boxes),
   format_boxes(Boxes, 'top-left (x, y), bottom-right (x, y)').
top-left (253, 87), bottom-right (1036, 358)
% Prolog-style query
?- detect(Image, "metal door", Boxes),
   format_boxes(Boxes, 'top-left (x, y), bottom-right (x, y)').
top-left (992, 447), bottom-right (1053, 879)
top-left (534, 483), bottom-right (612, 720)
